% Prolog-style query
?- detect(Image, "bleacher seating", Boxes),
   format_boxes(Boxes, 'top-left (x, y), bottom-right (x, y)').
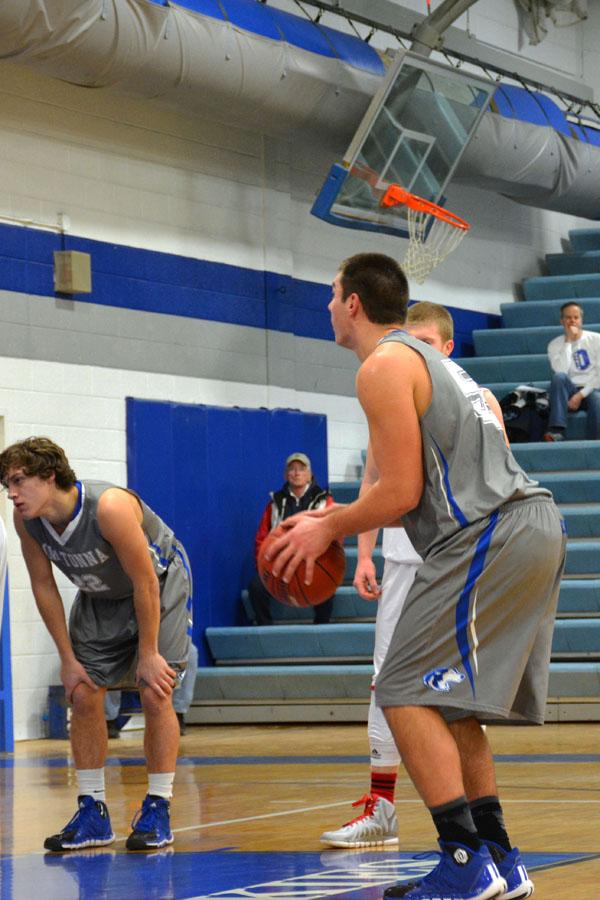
top-left (191, 228), bottom-right (600, 725)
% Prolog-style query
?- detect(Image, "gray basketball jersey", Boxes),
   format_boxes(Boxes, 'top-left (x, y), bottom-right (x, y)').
top-left (379, 331), bottom-right (550, 557)
top-left (25, 480), bottom-right (180, 600)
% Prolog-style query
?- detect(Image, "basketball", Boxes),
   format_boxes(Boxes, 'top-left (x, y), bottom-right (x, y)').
top-left (257, 527), bottom-right (345, 608)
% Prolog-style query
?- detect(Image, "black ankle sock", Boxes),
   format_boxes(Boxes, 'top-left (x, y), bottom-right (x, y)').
top-left (470, 795), bottom-right (512, 853)
top-left (430, 796), bottom-right (480, 852)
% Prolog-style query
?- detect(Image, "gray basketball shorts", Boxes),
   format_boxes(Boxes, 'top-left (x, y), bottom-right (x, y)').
top-left (375, 495), bottom-right (566, 725)
top-left (69, 543), bottom-right (193, 688)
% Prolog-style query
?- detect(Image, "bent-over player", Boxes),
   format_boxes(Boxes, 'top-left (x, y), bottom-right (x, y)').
top-left (0, 437), bottom-right (192, 852)
top-left (269, 255), bottom-right (565, 900)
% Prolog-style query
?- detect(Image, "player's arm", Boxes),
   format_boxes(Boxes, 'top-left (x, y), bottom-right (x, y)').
top-left (96, 489), bottom-right (176, 698)
top-left (14, 512), bottom-right (97, 701)
top-left (354, 441), bottom-right (382, 600)
top-left (270, 347), bottom-right (424, 583)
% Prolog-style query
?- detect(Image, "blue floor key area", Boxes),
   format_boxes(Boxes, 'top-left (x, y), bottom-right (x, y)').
top-left (1, 849), bottom-right (598, 900)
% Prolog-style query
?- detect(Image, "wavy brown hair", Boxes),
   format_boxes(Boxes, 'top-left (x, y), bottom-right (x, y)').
top-left (0, 437), bottom-right (77, 489)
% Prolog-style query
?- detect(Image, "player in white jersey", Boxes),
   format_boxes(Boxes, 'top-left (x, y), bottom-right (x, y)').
top-left (320, 303), bottom-right (506, 850)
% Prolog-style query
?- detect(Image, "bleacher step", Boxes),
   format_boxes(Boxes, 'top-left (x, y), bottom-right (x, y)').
top-left (523, 272), bottom-right (600, 302)
top-left (501, 298), bottom-right (600, 329)
top-left (546, 251), bottom-right (600, 277)
top-left (569, 229), bottom-right (600, 253)
top-left (474, 323), bottom-right (600, 357)
top-left (190, 663), bottom-right (600, 723)
top-left (206, 620), bottom-right (600, 664)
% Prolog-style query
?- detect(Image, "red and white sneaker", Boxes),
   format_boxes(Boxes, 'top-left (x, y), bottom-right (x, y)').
top-left (320, 794), bottom-right (398, 848)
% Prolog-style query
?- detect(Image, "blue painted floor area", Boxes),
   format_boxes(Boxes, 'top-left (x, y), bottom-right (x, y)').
top-left (0, 849), bottom-right (596, 900)
top-left (3, 752), bottom-right (600, 768)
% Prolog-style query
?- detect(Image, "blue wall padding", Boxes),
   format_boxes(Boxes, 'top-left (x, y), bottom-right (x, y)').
top-left (126, 399), bottom-right (328, 665)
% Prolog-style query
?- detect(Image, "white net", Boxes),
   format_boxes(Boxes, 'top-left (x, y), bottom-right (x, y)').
top-left (402, 206), bottom-right (469, 284)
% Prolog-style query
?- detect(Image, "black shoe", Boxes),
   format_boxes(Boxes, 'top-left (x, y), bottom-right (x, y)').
top-left (44, 796), bottom-right (115, 851)
top-left (106, 719), bottom-right (121, 739)
top-left (126, 795), bottom-right (173, 851)
top-left (383, 883), bottom-right (419, 898)
top-left (176, 712), bottom-right (186, 736)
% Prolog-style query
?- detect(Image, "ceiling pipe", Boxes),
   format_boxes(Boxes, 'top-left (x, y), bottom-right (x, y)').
top-left (409, 0), bottom-right (480, 57)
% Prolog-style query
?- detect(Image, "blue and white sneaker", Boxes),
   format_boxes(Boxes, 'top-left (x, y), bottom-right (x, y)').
top-left (384, 841), bottom-right (507, 900)
top-left (44, 795), bottom-right (115, 852)
top-left (126, 794), bottom-right (174, 851)
top-left (486, 843), bottom-right (534, 899)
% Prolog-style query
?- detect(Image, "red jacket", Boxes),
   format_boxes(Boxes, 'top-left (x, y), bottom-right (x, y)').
top-left (254, 481), bottom-right (333, 562)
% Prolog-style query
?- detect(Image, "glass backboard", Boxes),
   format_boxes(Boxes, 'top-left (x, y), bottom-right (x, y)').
top-left (311, 50), bottom-right (495, 238)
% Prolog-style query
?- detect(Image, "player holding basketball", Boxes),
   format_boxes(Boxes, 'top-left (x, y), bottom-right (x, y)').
top-left (269, 255), bottom-right (565, 900)
top-left (0, 436), bottom-right (192, 852)
top-left (321, 303), bottom-right (455, 848)
top-left (320, 302), bottom-right (508, 852)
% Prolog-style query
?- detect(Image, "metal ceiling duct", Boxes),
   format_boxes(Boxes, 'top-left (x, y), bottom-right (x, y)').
top-left (0, 0), bottom-right (598, 218)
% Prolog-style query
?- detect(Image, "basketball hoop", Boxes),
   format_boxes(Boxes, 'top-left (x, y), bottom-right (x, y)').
top-left (380, 184), bottom-right (470, 284)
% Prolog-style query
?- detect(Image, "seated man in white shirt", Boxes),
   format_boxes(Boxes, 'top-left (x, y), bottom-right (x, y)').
top-left (544, 302), bottom-right (600, 441)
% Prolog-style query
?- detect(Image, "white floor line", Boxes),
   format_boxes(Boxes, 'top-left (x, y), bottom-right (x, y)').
top-left (167, 796), bottom-right (600, 837)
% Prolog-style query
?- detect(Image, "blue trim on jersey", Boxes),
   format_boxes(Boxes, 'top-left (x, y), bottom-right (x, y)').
top-left (174, 546), bottom-right (194, 626)
top-left (174, 546), bottom-right (192, 593)
top-left (71, 482), bottom-right (83, 520)
top-left (433, 440), bottom-right (469, 528)
top-left (149, 542), bottom-right (170, 569)
top-left (456, 510), bottom-right (499, 697)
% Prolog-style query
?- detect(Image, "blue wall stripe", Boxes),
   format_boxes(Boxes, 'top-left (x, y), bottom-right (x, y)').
top-left (0, 221), bottom-right (499, 351)
top-left (3, 751), bottom-right (600, 768)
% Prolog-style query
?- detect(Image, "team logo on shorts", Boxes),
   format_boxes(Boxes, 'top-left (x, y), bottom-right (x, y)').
top-left (423, 666), bottom-right (465, 693)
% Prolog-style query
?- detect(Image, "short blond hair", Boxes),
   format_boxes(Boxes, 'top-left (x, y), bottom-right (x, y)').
top-left (406, 301), bottom-right (454, 344)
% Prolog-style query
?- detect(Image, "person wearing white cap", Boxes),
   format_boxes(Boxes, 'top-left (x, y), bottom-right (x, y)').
top-left (247, 452), bottom-right (335, 624)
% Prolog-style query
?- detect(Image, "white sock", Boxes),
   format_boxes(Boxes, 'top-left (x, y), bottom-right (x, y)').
top-left (148, 772), bottom-right (175, 800)
top-left (76, 768), bottom-right (106, 803)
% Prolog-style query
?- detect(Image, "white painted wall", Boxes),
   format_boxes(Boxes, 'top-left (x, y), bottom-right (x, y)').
top-left (0, 354), bottom-right (366, 739)
top-left (0, 0), bottom-right (598, 739)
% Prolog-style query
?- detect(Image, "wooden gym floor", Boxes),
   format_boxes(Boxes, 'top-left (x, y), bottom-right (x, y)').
top-left (1, 721), bottom-right (599, 899)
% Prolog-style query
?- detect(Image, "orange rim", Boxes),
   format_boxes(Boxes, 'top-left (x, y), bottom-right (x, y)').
top-left (380, 184), bottom-right (470, 231)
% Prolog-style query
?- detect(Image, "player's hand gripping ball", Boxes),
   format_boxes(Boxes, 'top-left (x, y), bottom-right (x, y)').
top-left (257, 527), bottom-right (345, 607)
